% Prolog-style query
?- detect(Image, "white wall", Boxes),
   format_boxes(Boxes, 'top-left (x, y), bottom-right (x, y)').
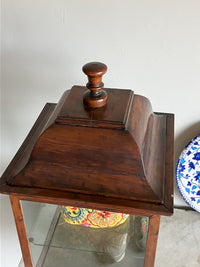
top-left (1, 0), bottom-right (200, 266)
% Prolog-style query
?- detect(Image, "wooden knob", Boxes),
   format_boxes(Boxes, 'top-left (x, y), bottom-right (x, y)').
top-left (82, 62), bottom-right (107, 108)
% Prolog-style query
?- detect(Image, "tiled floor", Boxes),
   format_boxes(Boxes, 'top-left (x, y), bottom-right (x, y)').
top-left (155, 209), bottom-right (200, 267)
top-left (35, 214), bottom-right (146, 267)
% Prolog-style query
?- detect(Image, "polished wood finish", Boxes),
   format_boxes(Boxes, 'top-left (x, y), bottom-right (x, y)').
top-left (0, 103), bottom-right (172, 216)
top-left (8, 123), bottom-right (162, 203)
top-left (0, 62), bottom-right (174, 267)
top-left (0, 93), bottom-right (174, 215)
top-left (56, 86), bottom-right (133, 129)
top-left (6, 106), bottom-right (173, 210)
top-left (144, 215), bottom-right (161, 267)
top-left (82, 62), bottom-right (108, 108)
top-left (10, 195), bottom-right (33, 267)
top-left (163, 113), bottom-right (174, 212)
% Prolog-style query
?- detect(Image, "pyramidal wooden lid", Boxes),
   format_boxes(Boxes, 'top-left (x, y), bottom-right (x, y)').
top-left (0, 62), bottom-right (174, 216)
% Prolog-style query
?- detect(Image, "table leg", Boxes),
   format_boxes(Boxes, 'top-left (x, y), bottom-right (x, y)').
top-left (144, 215), bottom-right (160, 267)
top-left (10, 195), bottom-right (34, 267)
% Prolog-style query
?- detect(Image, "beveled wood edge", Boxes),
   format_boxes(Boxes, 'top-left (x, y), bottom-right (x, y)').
top-left (1, 187), bottom-right (173, 217)
top-left (56, 86), bottom-right (134, 129)
top-left (150, 112), bottom-right (174, 214)
top-left (55, 118), bottom-right (127, 129)
top-left (0, 103), bottom-right (174, 217)
top-left (124, 90), bottom-right (134, 128)
top-left (163, 113), bottom-right (174, 214)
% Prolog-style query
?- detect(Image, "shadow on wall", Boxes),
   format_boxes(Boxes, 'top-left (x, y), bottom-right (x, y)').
top-left (174, 121), bottom-right (200, 207)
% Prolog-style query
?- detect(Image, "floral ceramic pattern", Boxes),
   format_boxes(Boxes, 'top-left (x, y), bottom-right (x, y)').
top-left (176, 134), bottom-right (200, 212)
top-left (61, 206), bottom-right (129, 228)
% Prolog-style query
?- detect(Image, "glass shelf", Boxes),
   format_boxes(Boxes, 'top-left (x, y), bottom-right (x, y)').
top-left (19, 201), bottom-right (149, 267)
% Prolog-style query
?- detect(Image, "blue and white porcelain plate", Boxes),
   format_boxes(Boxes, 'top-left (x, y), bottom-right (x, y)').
top-left (176, 134), bottom-right (200, 212)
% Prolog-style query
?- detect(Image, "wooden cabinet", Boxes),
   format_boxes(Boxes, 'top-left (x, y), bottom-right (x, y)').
top-left (0, 62), bottom-right (174, 267)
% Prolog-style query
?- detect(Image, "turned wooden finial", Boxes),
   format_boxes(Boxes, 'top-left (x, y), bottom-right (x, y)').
top-left (82, 62), bottom-right (107, 108)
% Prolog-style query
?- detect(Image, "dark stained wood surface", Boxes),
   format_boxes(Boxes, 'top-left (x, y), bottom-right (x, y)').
top-left (0, 103), bottom-right (162, 217)
top-left (9, 123), bottom-right (161, 203)
top-left (82, 62), bottom-right (108, 108)
top-left (0, 101), bottom-right (174, 216)
top-left (7, 89), bottom-right (172, 206)
top-left (0, 59), bottom-right (174, 216)
top-left (56, 86), bottom-right (133, 129)
top-left (1, 62), bottom-right (174, 267)
top-left (163, 113), bottom-right (174, 212)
